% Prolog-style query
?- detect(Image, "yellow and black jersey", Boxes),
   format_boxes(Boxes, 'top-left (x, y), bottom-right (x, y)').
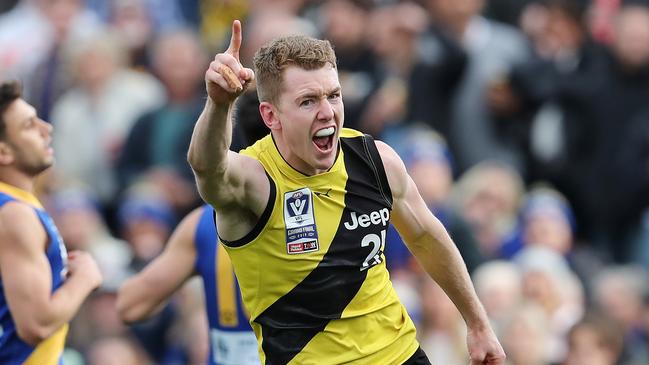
top-left (221, 128), bottom-right (419, 364)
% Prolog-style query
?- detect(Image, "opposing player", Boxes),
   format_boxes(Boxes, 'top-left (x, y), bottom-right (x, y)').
top-left (0, 80), bottom-right (102, 365)
top-left (117, 205), bottom-right (259, 365)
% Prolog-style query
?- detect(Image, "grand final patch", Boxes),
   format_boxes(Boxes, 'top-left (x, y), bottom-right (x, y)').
top-left (283, 187), bottom-right (319, 254)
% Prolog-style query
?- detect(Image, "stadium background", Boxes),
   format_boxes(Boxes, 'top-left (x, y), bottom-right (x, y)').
top-left (2, 0), bottom-right (649, 364)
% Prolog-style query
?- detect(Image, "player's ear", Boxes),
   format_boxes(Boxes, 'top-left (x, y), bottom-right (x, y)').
top-left (259, 102), bottom-right (281, 131)
top-left (0, 141), bottom-right (14, 165)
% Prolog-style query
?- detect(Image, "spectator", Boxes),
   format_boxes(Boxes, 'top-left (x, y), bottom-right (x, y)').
top-left (406, 8), bottom-right (467, 142)
top-left (66, 288), bottom-right (132, 358)
top-left (107, 0), bottom-right (157, 69)
top-left (472, 260), bottom-right (523, 334)
top-left (85, 335), bottom-right (148, 365)
top-left (118, 185), bottom-right (175, 270)
top-left (86, 0), bottom-right (185, 33)
top-left (500, 303), bottom-right (550, 365)
top-left (514, 246), bottom-right (585, 363)
top-left (318, 0), bottom-right (380, 131)
top-left (521, 185), bottom-right (574, 254)
top-left (422, 0), bottom-right (531, 174)
top-left (385, 126), bottom-right (483, 274)
top-left (0, 0), bottom-right (102, 81)
top-left (199, 0), bottom-right (249, 48)
top-left (589, 0), bottom-right (649, 260)
top-left (593, 265), bottom-right (649, 364)
top-left (240, 6), bottom-right (317, 65)
top-left (51, 31), bottom-right (164, 204)
top-left (417, 276), bottom-right (469, 365)
top-left (513, 185), bottom-right (607, 297)
top-left (23, 0), bottom-right (104, 122)
top-left (116, 29), bottom-right (207, 213)
top-left (511, 0), bottom-right (649, 260)
top-left (562, 312), bottom-right (624, 365)
top-left (360, 2), bottom-right (428, 136)
top-left (451, 160), bottom-right (525, 259)
top-left (48, 187), bottom-right (132, 289)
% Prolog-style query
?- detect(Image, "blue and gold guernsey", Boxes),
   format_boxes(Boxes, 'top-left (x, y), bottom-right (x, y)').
top-left (223, 128), bottom-right (419, 365)
top-left (194, 205), bottom-right (260, 365)
top-left (0, 182), bottom-right (69, 365)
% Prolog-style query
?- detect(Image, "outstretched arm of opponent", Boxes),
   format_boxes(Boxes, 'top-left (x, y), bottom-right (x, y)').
top-left (117, 208), bottom-right (202, 323)
top-left (377, 141), bottom-right (506, 365)
top-left (0, 203), bottom-right (102, 345)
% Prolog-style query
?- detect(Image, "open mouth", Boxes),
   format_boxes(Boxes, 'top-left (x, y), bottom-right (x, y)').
top-left (312, 126), bottom-right (335, 152)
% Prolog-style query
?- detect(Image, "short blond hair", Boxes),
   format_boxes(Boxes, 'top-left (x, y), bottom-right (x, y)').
top-left (253, 36), bottom-right (337, 104)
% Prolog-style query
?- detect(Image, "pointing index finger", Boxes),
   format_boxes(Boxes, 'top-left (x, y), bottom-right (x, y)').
top-left (226, 20), bottom-right (242, 61)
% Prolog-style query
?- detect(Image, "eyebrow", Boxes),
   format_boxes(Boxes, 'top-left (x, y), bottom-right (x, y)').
top-left (328, 87), bottom-right (342, 95)
top-left (296, 87), bottom-right (342, 100)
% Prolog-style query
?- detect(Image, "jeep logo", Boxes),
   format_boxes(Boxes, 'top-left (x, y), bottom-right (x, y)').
top-left (343, 208), bottom-right (390, 230)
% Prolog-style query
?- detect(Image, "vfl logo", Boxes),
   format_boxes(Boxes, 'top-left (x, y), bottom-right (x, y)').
top-left (284, 188), bottom-right (319, 254)
top-left (287, 191), bottom-right (309, 218)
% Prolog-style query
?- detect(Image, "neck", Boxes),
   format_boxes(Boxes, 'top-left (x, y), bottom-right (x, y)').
top-left (273, 133), bottom-right (312, 175)
top-left (272, 132), bottom-right (330, 176)
top-left (0, 170), bottom-right (35, 193)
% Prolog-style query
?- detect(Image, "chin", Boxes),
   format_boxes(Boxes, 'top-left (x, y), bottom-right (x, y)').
top-left (313, 156), bottom-right (336, 171)
top-left (35, 159), bottom-right (54, 174)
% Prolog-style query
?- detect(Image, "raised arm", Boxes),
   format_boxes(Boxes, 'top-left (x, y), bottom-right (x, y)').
top-left (376, 141), bottom-right (505, 365)
top-left (187, 20), bottom-right (263, 210)
top-left (0, 203), bottom-right (102, 345)
top-left (117, 208), bottom-right (202, 323)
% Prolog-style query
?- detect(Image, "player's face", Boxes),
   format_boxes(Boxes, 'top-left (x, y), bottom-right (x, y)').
top-left (274, 64), bottom-right (344, 175)
top-left (1, 99), bottom-right (54, 175)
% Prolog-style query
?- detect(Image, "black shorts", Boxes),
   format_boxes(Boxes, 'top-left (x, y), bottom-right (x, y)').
top-left (402, 347), bottom-right (431, 365)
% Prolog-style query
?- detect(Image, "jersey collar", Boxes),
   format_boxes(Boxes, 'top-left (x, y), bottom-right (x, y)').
top-left (0, 181), bottom-right (44, 209)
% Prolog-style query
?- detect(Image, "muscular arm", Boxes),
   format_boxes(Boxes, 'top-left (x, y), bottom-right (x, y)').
top-left (186, 20), bottom-right (268, 239)
top-left (116, 208), bottom-right (202, 323)
top-left (0, 203), bottom-right (101, 345)
top-left (376, 141), bottom-right (505, 364)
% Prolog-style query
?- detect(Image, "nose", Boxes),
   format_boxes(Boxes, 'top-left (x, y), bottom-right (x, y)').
top-left (38, 119), bottom-right (52, 136)
top-left (316, 99), bottom-right (334, 121)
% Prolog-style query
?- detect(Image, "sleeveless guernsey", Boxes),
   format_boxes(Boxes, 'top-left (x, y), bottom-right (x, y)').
top-left (222, 128), bottom-right (419, 365)
top-left (0, 182), bottom-right (69, 365)
top-left (194, 205), bottom-right (259, 365)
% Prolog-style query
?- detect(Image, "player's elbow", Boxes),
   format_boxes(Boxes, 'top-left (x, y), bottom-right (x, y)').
top-left (187, 149), bottom-right (218, 175)
top-left (116, 290), bottom-right (159, 324)
top-left (118, 310), bottom-right (142, 325)
top-left (188, 147), bottom-right (228, 177)
top-left (15, 321), bottom-right (55, 346)
top-left (116, 293), bottom-right (144, 324)
top-left (187, 149), bottom-right (202, 173)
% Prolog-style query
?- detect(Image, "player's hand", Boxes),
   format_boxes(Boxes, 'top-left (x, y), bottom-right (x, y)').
top-left (67, 250), bottom-right (103, 290)
top-left (467, 325), bottom-right (506, 364)
top-left (205, 20), bottom-right (255, 105)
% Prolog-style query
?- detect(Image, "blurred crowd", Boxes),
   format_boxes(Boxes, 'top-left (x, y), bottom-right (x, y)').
top-left (2, 0), bottom-right (649, 364)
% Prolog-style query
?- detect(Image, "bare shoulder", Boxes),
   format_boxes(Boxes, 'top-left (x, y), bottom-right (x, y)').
top-left (224, 150), bottom-right (270, 215)
top-left (375, 140), bottom-right (409, 200)
top-left (0, 202), bottom-right (47, 263)
top-left (235, 150), bottom-right (268, 183)
top-left (206, 151), bottom-right (269, 212)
